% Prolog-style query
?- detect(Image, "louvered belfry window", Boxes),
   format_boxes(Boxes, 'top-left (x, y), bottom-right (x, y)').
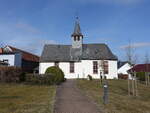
top-left (93, 61), bottom-right (98, 74)
top-left (74, 37), bottom-right (77, 41)
top-left (70, 62), bottom-right (74, 73)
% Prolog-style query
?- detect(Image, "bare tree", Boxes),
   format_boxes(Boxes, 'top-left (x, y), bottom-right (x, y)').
top-left (144, 52), bottom-right (150, 86)
top-left (125, 41), bottom-right (138, 65)
top-left (144, 52), bottom-right (150, 64)
top-left (134, 71), bottom-right (138, 96)
top-left (127, 75), bottom-right (131, 96)
top-left (124, 41), bottom-right (138, 96)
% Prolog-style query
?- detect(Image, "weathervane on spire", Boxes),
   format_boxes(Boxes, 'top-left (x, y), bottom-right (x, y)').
top-left (75, 11), bottom-right (79, 21)
top-left (76, 16), bottom-right (79, 21)
top-left (72, 13), bottom-right (83, 37)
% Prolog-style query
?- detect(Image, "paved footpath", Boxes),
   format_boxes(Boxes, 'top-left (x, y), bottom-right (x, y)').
top-left (54, 79), bottom-right (102, 113)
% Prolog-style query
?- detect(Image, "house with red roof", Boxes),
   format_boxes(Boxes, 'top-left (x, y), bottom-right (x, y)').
top-left (0, 45), bottom-right (39, 73)
top-left (128, 64), bottom-right (150, 73)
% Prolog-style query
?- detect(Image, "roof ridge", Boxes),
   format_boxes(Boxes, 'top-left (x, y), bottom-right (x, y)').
top-left (45, 44), bottom-right (71, 46)
top-left (8, 45), bottom-right (39, 57)
top-left (83, 43), bottom-right (106, 45)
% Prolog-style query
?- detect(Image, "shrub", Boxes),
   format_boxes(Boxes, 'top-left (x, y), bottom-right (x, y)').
top-left (45, 66), bottom-right (65, 84)
top-left (25, 73), bottom-right (65, 85)
top-left (0, 66), bottom-right (22, 83)
top-left (25, 74), bottom-right (54, 85)
top-left (136, 72), bottom-right (145, 81)
top-left (19, 72), bottom-right (26, 82)
top-left (87, 75), bottom-right (93, 81)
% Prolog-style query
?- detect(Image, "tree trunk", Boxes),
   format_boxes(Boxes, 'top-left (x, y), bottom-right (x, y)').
top-left (132, 76), bottom-right (135, 96)
top-left (147, 73), bottom-right (150, 85)
top-left (128, 75), bottom-right (130, 96)
top-left (145, 73), bottom-right (147, 86)
top-left (134, 72), bottom-right (138, 96)
top-left (100, 75), bottom-right (103, 84)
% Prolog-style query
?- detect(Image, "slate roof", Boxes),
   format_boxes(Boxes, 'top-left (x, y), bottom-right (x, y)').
top-left (40, 43), bottom-right (117, 62)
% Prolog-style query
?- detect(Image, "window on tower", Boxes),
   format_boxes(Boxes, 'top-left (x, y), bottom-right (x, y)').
top-left (77, 36), bottom-right (80, 41)
top-left (74, 37), bottom-right (77, 41)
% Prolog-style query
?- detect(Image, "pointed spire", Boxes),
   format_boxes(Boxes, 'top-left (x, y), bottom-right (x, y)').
top-left (71, 17), bottom-right (83, 37)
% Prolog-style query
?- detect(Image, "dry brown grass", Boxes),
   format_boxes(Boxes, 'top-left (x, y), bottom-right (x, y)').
top-left (77, 79), bottom-right (150, 113)
top-left (0, 83), bottom-right (56, 113)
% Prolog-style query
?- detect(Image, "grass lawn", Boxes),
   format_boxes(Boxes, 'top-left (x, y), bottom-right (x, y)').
top-left (0, 83), bottom-right (56, 113)
top-left (77, 79), bottom-right (150, 113)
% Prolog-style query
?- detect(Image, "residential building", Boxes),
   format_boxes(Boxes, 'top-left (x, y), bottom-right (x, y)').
top-left (0, 46), bottom-right (39, 73)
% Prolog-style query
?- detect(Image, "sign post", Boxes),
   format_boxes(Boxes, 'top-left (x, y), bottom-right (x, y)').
top-left (103, 81), bottom-right (108, 104)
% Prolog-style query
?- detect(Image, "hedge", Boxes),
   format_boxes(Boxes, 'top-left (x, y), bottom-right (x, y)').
top-left (0, 66), bottom-right (65, 85)
top-left (136, 72), bottom-right (146, 81)
top-left (25, 74), bottom-right (55, 85)
top-left (0, 66), bottom-right (22, 83)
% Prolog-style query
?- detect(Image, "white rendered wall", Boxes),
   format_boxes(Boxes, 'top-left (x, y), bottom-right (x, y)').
top-left (39, 60), bottom-right (118, 79)
top-left (0, 54), bottom-right (22, 67)
top-left (59, 62), bottom-right (82, 78)
top-left (39, 62), bottom-right (54, 74)
top-left (108, 60), bottom-right (118, 79)
top-left (81, 60), bottom-right (118, 79)
top-left (0, 54), bottom-right (15, 66)
top-left (39, 62), bottom-right (82, 78)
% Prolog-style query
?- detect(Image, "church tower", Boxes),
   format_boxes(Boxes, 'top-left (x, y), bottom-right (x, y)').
top-left (71, 17), bottom-right (83, 49)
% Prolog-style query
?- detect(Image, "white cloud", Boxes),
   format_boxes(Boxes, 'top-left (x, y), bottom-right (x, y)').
top-left (7, 38), bottom-right (56, 55)
top-left (16, 22), bottom-right (42, 34)
top-left (0, 21), bottom-right (56, 56)
top-left (72, 0), bottom-right (143, 5)
top-left (120, 42), bottom-right (150, 49)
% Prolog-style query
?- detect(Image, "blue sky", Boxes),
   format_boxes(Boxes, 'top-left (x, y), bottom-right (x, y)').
top-left (0, 0), bottom-right (150, 62)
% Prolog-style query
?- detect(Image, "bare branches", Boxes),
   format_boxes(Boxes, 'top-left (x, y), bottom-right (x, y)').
top-left (125, 41), bottom-right (138, 96)
top-left (125, 41), bottom-right (138, 65)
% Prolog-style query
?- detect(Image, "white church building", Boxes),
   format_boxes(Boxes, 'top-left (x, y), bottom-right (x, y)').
top-left (39, 18), bottom-right (118, 79)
